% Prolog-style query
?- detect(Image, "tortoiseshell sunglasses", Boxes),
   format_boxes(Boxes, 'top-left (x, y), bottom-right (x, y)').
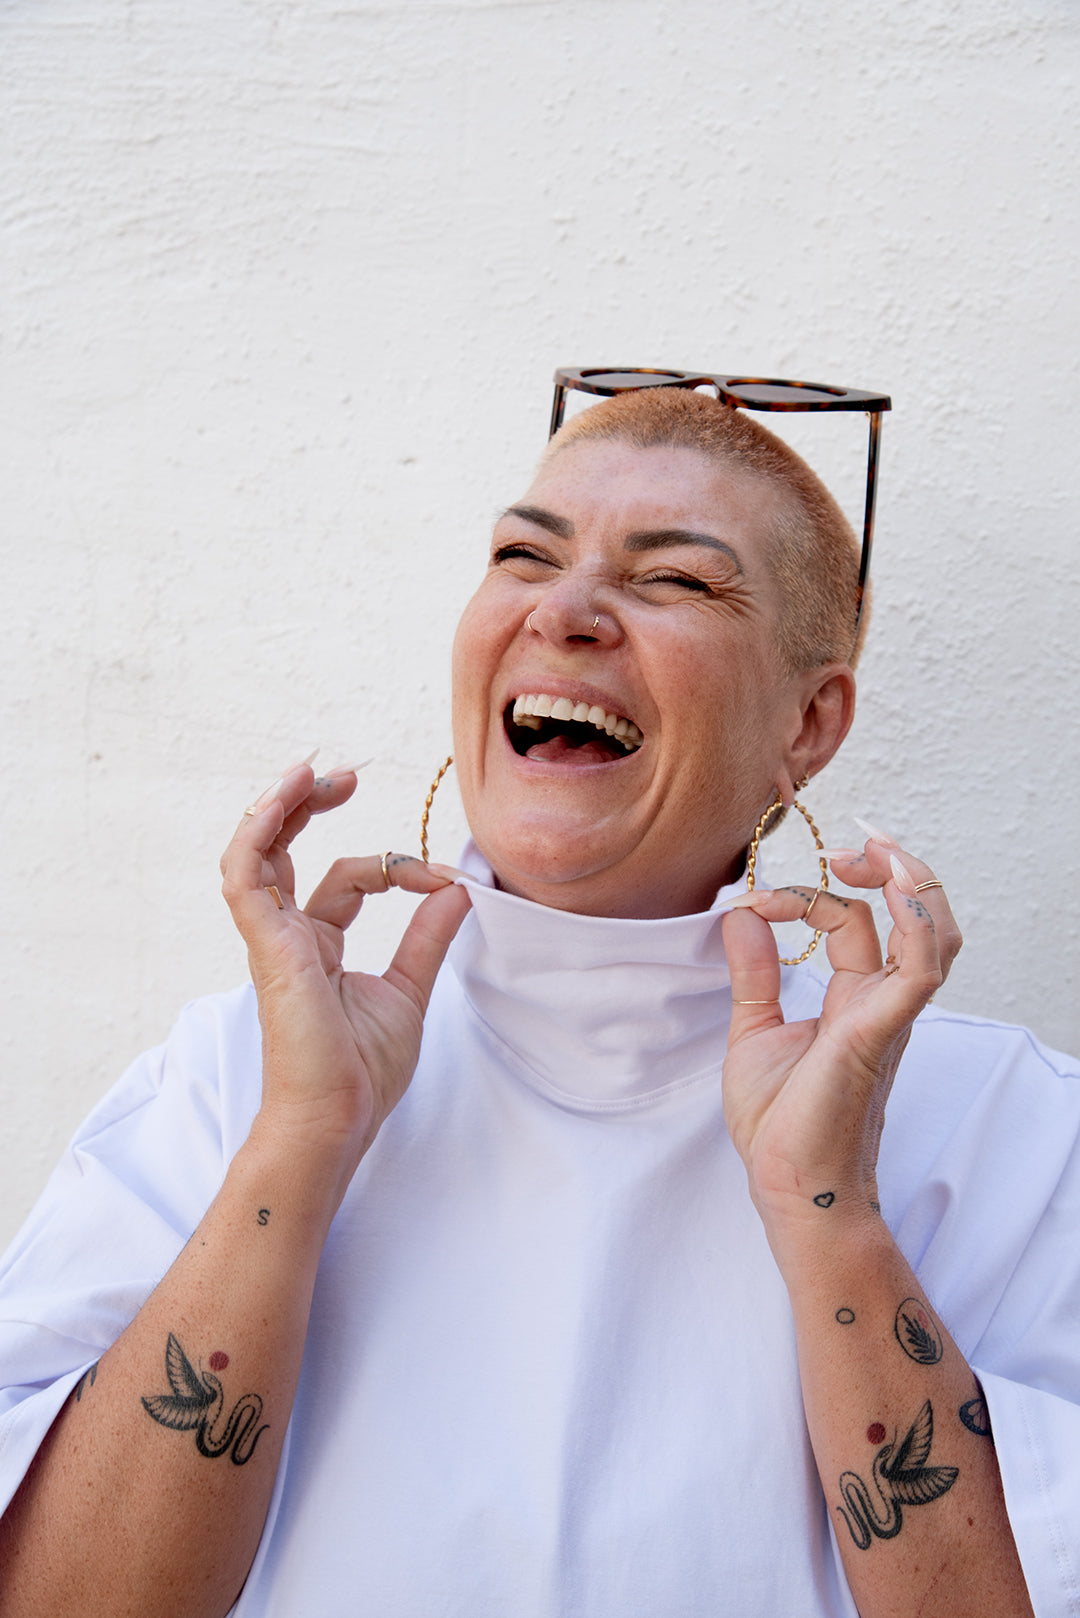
top-left (549, 366), bottom-right (892, 640)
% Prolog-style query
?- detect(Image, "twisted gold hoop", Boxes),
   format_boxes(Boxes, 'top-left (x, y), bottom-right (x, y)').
top-left (745, 789), bottom-right (829, 965)
top-left (419, 755), bottom-right (454, 863)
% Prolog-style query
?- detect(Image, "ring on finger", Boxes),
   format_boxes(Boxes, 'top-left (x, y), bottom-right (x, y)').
top-left (914, 879), bottom-right (944, 893)
top-left (266, 885), bottom-right (285, 909)
top-left (803, 889), bottom-right (821, 924)
top-left (381, 851), bottom-right (395, 891)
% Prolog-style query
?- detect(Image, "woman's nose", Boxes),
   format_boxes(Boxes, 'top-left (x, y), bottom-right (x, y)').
top-left (524, 577), bottom-right (622, 647)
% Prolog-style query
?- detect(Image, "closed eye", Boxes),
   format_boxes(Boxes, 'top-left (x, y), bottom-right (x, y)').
top-left (643, 571), bottom-right (712, 591)
top-left (490, 542), bottom-right (560, 574)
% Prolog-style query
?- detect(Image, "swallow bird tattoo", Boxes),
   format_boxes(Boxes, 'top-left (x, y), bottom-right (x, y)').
top-left (142, 1333), bottom-right (267, 1465)
top-left (837, 1401), bottom-right (958, 1549)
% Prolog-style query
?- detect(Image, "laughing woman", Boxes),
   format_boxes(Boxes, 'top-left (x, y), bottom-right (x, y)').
top-left (1, 377), bottom-right (1077, 1618)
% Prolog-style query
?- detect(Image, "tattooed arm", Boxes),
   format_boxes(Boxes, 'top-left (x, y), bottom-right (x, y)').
top-left (721, 831), bottom-right (1034, 1618)
top-left (0, 763), bottom-right (471, 1618)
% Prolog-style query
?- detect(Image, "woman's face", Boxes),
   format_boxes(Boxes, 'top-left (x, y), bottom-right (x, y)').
top-left (451, 439), bottom-right (842, 917)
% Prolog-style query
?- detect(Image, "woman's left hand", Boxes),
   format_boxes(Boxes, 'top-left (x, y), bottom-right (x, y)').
top-left (719, 833), bottom-right (962, 1236)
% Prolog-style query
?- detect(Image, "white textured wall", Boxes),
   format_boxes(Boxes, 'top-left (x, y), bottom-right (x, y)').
top-left (1, 0), bottom-right (1077, 1247)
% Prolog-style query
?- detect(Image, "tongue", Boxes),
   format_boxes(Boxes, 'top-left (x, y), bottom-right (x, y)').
top-left (525, 733), bottom-right (621, 765)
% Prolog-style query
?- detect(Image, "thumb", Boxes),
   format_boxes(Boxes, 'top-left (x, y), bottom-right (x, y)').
top-left (384, 882), bottom-right (473, 1013)
top-left (721, 906), bottom-right (784, 1044)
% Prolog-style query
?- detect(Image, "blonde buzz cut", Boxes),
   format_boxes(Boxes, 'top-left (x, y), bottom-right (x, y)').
top-left (543, 387), bottom-right (869, 672)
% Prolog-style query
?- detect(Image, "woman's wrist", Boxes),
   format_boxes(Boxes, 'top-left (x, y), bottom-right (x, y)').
top-left (234, 1114), bottom-right (366, 1236)
top-left (751, 1180), bottom-right (887, 1288)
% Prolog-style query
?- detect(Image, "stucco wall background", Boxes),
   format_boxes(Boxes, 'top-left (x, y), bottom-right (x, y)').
top-left (1, 0), bottom-right (1077, 1248)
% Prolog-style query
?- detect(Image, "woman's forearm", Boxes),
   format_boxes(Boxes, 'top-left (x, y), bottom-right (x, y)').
top-left (770, 1208), bottom-right (1033, 1618)
top-left (0, 1128), bottom-right (345, 1618)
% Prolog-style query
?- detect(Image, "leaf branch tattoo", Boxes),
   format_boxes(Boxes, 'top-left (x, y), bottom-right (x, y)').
top-left (837, 1401), bottom-right (958, 1549)
top-left (894, 1297), bottom-right (943, 1365)
top-left (142, 1333), bottom-right (268, 1465)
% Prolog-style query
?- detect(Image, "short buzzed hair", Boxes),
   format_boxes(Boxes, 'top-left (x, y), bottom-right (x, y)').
top-left (544, 387), bottom-right (868, 671)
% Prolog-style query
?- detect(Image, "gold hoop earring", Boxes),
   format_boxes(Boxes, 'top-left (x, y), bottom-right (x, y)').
top-left (745, 785), bottom-right (829, 965)
top-left (419, 755), bottom-right (454, 863)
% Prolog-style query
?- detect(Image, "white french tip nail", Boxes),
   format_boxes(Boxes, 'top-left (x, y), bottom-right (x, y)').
top-left (301, 748), bottom-right (320, 767)
top-left (854, 815), bottom-right (900, 848)
top-left (324, 758), bottom-right (373, 778)
top-left (254, 775), bottom-right (284, 807)
top-left (889, 854), bottom-right (917, 895)
top-left (723, 891), bottom-right (759, 909)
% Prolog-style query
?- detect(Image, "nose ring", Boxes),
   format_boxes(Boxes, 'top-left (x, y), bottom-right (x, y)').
top-left (525, 611), bottom-right (601, 634)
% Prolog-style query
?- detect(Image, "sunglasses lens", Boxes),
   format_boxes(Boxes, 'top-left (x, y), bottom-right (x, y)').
top-left (721, 380), bottom-right (849, 408)
top-left (573, 369), bottom-right (699, 391)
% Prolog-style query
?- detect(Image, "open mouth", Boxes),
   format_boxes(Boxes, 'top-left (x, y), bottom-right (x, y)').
top-left (506, 693), bottom-right (644, 763)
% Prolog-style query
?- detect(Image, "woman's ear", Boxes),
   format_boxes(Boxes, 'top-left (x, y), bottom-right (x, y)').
top-left (776, 664), bottom-right (856, 803)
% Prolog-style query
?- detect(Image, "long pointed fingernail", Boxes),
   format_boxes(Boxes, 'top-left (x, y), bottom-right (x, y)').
top-left (854, 816), bottom-right (900, 848)
top-left (723, 891), bottom-right (761, 909)
top-left (253, 749), bottom-right (320, 807)
top-left (889, 854), bottom-right (917, 895)
top-left (427, 862), bottom-right (469, 881)
top-left (322, 759), bottom-right (373, 779)
top-left (254, 775), bottom-right (285, 807)
top-left (819, 847), bottom-right (863, 862)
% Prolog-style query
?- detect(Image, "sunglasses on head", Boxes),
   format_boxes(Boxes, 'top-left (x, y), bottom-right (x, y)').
top-left (549, 367), bottom-right (892, 641)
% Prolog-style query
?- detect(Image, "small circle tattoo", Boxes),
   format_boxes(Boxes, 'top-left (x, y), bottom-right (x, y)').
top-left (836, 1308), bottom-right (856, 1325)
top-left (209, 1351), bottom-right (229, 1371)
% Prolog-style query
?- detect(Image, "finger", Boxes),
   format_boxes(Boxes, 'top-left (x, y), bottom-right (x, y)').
top-left (221, 760), bottom-right (322, 932)
top-left (221, 795), bottom-right (294, 943)
top-left (304, 853), bottom-right (461, 933)
top-left (822, 836), bottom-right (963, 980)
top-left (384, 881), bottom-right (473, 1014)
top-left (725, 886), bottom-right (883, 977)
top-left (878, 871), bottom-right (948, 1006)
top-left (721, 907), bottom-right (784, 1039)
top-left (884, 854), bottom-right (963, 976)
top-left (272, 766), bottom-right (363, 854)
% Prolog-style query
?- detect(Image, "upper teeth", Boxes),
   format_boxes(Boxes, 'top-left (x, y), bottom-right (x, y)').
top-left (511, 693), bottom-right (644, 751)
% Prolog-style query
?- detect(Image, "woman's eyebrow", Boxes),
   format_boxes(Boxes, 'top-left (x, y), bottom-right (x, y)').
top-left (499, 503), bottom-right (574, 539)
top-left (624, 529), bottom-right (744, 572)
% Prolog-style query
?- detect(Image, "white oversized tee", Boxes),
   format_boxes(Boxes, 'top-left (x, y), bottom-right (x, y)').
top-left (1, 848), bottom-right (1078, 1615)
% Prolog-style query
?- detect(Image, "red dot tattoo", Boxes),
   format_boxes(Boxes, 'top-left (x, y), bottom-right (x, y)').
top-left (867, 1422), bottom-right (886, 1445)
top-left (209, 1351), bottom-right (229, 1371)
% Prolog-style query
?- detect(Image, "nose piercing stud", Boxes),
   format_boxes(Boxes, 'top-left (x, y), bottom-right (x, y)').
top-left (591, 615), bottom-right (600, 631)
top-left (526, 612), bottom-right (538, 633)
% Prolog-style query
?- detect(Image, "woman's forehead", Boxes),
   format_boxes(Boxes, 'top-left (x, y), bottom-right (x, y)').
top-left (515, 438), bottom-right (782, 544)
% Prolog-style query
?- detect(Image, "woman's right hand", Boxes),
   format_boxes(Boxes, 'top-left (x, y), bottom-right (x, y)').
top-left (220, 759), bottom-right (472, 1206)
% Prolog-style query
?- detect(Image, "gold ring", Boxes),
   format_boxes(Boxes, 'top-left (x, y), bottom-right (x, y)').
top-left (803, 889), bottom-right (822, 925)
top-left (381, 851), bottom-right (394, 891)
top-left (914, 879), bottom-right (944, 893)
top-left (526, 612), bottom-right (538, 633)
top-left (266, 885), bottom-right (285, 909)
top-left (733, 998), bottom-right (780, 1005)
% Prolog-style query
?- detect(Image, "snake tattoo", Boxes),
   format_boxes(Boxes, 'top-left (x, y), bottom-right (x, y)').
top-left (142, 1333), bottom-right (268, 1465)
top-left (836, 1401), bottom-right (958, 1549)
